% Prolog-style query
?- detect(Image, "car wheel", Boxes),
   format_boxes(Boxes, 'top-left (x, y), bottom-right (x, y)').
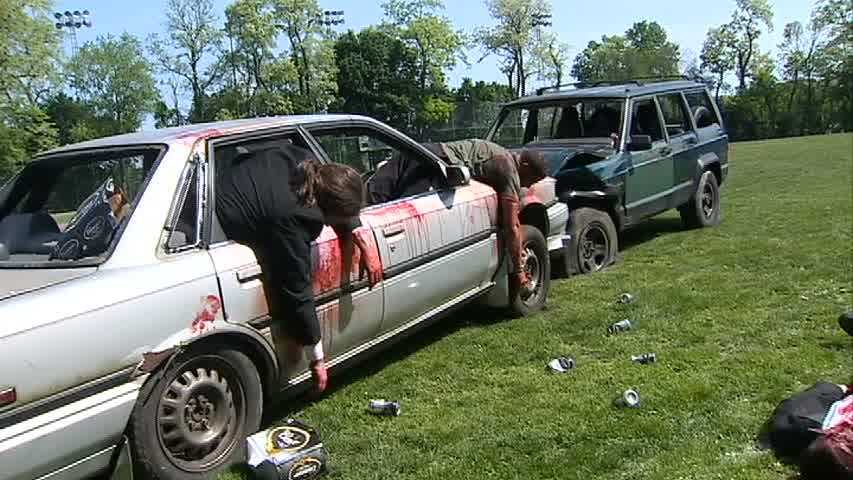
top-left (680, 170), bottom-right (721, 228)
top-left (565, 207), bottom-right (618, 275)
top-left (509, 225), bottom-right (551, 317)
top-left (130, 345), bottom-right (263, 480)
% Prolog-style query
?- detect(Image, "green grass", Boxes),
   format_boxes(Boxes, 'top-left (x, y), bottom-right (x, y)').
top-left (222, 134), bottom-right (852, 480)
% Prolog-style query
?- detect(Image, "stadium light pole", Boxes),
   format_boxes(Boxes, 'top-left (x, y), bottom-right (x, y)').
top-left (54, 9), bottom-right (93, 57)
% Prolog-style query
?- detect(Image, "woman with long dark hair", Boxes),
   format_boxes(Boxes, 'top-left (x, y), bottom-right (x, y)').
top-left (216, 143), bottom-right (381, 394)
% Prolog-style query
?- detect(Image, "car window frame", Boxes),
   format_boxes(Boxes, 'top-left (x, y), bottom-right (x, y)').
top-left (683, 88), bottom-right (724, 131)
top-left (205, 126), bottom-right (315, 247)
top-left (627, 95), bottom-right (668, 146)
top-left (655, 92), bottom-right (694, 140)
top-left (302, 119), bottom-right (452, 206)
top-left (0, 144), bottom-right (168, 269)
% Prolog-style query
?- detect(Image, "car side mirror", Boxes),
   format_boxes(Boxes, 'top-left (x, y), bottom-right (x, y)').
top-left (627, 135), bottom-right (653, 151)
top-left (445, 165), bottom-right (471, 187)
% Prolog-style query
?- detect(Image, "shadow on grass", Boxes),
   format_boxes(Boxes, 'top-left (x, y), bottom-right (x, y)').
top-left (260, 305), bottom-right (504, 424)
top-left (619, 216), bottom-right (686, 252)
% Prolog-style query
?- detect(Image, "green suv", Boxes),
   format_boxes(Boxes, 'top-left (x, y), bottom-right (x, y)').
top-left (487, 78), bottom-right (729, 275)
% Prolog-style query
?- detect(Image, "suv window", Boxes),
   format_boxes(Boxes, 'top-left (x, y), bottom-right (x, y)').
top-left (492, 99), bottom-right (625, 148)
top-left (657, 94), bottom-right (691, 137)
top-left (630, 99), bottom-right (665, 142)
top-left (684, 91), bottom-right (721, 129)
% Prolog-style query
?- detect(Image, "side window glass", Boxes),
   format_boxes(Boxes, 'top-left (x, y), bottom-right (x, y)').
top-left (492, 108), bottom-right (529, 148)
top-left (685, 91), bottom-right (721, 129)
top-left (536, 106), bottom-right (561, 140)
top-left (630, 99), bottom-right (665, 142)
top-left (657, 94), bottom-right (691, 137)
top-left (165, 160), bottom-right (200, 252)
top-left (313, 131), bottom-right (393, 175)
top-left (311, 127), bottom-right (442, 206)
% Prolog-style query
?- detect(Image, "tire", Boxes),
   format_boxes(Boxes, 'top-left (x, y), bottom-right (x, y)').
top-left (130, 345), bottom-right (263, 480)
top-left (509, 225), bottom-right (551, 317)
top-left (565, 207), bottom-right (618, 275)
top-left (680, 170), bottom-right (721, 229)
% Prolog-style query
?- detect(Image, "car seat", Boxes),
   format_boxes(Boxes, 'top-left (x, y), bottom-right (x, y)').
top-left (0, 212), bottom-right (62, 255)
top-left (555, 108), bottom-right (582, 138)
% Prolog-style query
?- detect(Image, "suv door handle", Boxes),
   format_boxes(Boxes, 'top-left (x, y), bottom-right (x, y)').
top-left (660, 147), bottom-right (673, 156)
top-left (383, 225), bottom-right (405, 237)
top-left (685, 137), bottom-right (698, 145)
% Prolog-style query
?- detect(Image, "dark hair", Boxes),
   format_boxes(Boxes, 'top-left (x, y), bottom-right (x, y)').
top-left (299, 160), bottom-right (364, 219)
top-left (519, 149), bottom-right (547, 179)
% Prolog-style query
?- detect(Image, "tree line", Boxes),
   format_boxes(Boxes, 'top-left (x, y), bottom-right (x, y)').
top-left (1, 0), bottom-right (850, 182)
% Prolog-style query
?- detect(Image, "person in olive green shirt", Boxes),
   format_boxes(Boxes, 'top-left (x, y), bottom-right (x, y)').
top-left (423, 139), bottom-right (547, 294)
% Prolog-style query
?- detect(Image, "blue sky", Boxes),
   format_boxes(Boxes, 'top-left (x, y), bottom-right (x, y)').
top-left (55, 0), bottom-right (814, 95)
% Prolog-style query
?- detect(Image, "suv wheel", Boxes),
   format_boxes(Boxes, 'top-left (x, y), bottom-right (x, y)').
top-left (680, 170), bottom-right (721, 228)
top-left (565, 207), bottom-right (618, 275)
top-left (509, 225), bottom-right (551, 317)
top-left (130, 345), bottom-right (263, 480)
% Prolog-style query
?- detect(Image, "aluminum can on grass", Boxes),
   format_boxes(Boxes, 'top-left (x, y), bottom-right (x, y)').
top-left (368, 399), bottom-right (401, 416)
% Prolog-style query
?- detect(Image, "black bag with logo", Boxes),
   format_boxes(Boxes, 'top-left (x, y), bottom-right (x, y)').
top-left (51, 177), bottom-right (121, 261)
top-left (247, 419), bottom-right (328, 480)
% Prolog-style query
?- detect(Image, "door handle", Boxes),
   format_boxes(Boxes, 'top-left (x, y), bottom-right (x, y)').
top-left (686, 137), bottom-right (698, 145)
top-left (236, 264), bottom-right (262, 283)
top-left (661, 147), bottom-right (672, 156)
top-left (383, 225), bottom-right (405, 237)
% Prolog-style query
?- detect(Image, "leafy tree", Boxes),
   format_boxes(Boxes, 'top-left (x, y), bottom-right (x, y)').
top-left (332, 28), bottom-right (420, 131)
top-left (149, 0), bottom-right (224, 122)
top-left (811, 0), bottom-right (852, 131)
top-left (0, 0), bottom-right (59, 181)
top-left (532, 32), bottom-right (570, 88)
top-left (454, 78), bottom-right (513, 103)
top-left (478, 0), bottom-right (552, 98)
top-left (700, 26), bottom-right (737, 101)
top-left (571, 21), bottom-right (679, 83)
top-left (67, 34), bottom-right (159, 135)
top-left (727, 0), bottom-right (773, 90)
top-left (382, 0), bottom-right (464, 92)
top-left (271, 0), bottom-right (337, 112)
top-left (224, 0), bottom-right (277, 112)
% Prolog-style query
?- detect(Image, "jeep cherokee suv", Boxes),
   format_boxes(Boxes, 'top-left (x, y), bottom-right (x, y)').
top-left (487, 78), bottom-right (729, 275)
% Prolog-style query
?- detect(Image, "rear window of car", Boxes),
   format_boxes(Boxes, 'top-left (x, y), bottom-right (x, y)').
top-left (684, 91), bottom-right (721, 129)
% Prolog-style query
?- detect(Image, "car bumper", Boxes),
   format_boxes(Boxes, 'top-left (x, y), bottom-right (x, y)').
top-left (0, 381), bottom-right (140, 480)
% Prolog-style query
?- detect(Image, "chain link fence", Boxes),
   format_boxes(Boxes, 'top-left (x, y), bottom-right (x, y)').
top-left (421, 101), bottom-right (504, 143)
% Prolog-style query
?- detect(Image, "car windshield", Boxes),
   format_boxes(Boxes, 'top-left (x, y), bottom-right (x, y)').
top-left (0, 147), bottom-right (163, 266)
top-left (492, 98), bottom-right (625, 148)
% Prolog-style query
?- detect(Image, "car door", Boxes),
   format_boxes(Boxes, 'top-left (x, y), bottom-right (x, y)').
top-left (624, 96), bottom-right (675, 219)
top-left (305, 121), bottom-right (497, 346)
top-left (657, 92), bottom-right (700, 208)
top-left (205, 130), bottom-right (382, 382)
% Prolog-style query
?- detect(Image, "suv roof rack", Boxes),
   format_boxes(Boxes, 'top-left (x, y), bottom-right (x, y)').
top-left (535, 75), bottom-right (694, 96)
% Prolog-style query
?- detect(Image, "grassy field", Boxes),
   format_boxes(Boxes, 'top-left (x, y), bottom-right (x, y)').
top-left (224, 134), bottom-right (852, 480)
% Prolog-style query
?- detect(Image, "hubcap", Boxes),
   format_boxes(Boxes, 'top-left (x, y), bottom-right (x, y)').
top-left (701, 183), bottom-right (716, 218)
top-left (522, 246), bottom-right (540, 303)
top-left (157, 360), bottom-right (244, 472)
top-left (579, 224), bottom-right (609, 273)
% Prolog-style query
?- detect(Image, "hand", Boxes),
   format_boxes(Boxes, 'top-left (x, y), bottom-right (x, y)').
top-left (310, 360), bottom-right (328, 394)
top-left (359, 252), bottom-right (382, 287)
top-left (510, 271), bottom-right (533, 298)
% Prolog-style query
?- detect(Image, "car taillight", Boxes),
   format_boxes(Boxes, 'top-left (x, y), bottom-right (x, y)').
top-left (0, 387), bottom-right (16, 407)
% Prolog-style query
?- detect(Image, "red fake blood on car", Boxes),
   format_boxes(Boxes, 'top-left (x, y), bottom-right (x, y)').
top-left (190, 295), bottom-right (222, 335)
top-left (313, 227), bottom-right (343, 295)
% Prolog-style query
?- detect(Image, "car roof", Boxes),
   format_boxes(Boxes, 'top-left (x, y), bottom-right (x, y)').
top-left (38, 114), bottom-right (371, 156)
top-left (504, 80), bottom-right (707, 106)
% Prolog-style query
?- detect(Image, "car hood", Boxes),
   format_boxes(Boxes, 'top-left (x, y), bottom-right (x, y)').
top-left (510, 143), bottom-right (613, 176)
top-left (0, 268), bottom-right (97, 302)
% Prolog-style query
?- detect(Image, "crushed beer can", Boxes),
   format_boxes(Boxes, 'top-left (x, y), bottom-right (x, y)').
top-left (246, 418), bottom-right (328, 480)
top-left (607, 319), bottom-right (633, 335)
top-left (547, 356), bottom-right (576, 373)
top-left (631, 353), bottom-right (657, 365)
top-left (368, 399), bottom-right (401, 417)
top-left (614, 389), bottom-right (642, 408)
top-left (617, 293), bottom-right (635, 304)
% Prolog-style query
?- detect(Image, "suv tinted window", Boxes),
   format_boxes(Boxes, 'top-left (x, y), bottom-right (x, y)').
top-left (684, 91), bottom-right (721, 129)
top-left (657, 94), bottom-right (691, 137)
top-left (630, 99), bottom-right (665, 142)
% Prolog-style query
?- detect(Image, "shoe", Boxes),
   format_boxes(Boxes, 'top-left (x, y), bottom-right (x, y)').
top-left (839, 311), bottom-right (853, 337)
